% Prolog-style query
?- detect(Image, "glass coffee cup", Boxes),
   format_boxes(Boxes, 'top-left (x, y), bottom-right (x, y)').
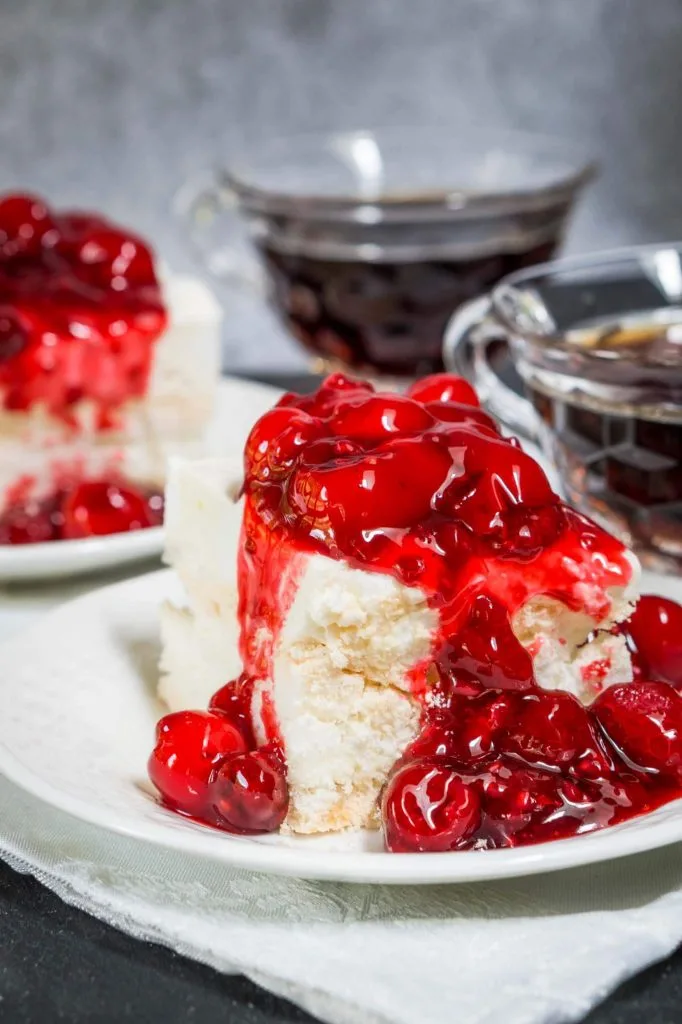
top-left (177, 127), bottom-right (594, 381)
top-left (444, 243), bottom-right (682, 573)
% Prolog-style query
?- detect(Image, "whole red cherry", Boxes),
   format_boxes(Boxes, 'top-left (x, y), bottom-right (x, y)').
top-left (62, 480), bottom-right (155, 538)
top-left (382, 759), bottom-right (481, 852)
top-left (244, 406), bottom-right (324, 483)
top-left (331, 394), bottom-right (434, 441)
top-left (70, 227), bottom-right (156, 288)
top-left (288, 435), bottom-right (451, 534)
top-left (439, 435), bottom-right (557, 535)
top-left (501, 690), bottom-right (613, 779)
top-left (619, 595), bottom-right (682, 687)
top-left (407, 373), bottom-right (480, 407)
top-left (148, 710), bottom-right (247, 818)
top-left (593, 681), bottom-right (682, 777)
top-left (209, 747), bottom-right (288, 833)
top-left (208, 675), bottom-right (256, 747)
top-left (0, 193), bottom-right (57, 258)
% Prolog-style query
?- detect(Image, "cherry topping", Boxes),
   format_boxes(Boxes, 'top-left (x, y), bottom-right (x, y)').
top-left (501, 690), bottom-right (613, 778)
top-left (61, 480), bottom-right (155, 538)
top-left (283, 373), bottom-right (374, 417)
top-left (67, 227), bottom-right (156, 290)
top-left (593, 681), bottom-right (682, 778)
top-left (331, 394), bottom-right (434, 441)
top-left (480, 761), bottom-right (597, 845)
top-left (244, 407), bottom-right (324, 483)
top-left (407, 372), bottom-right (480, 407)
top-left (437, 436), bottom-right (558, 535)
top-left (382, 758), bottom-right (481, 852)
top-left (148, 710), bottom-right (247, 819)
top-left (410, 691), bottom-right (515, 766)
top-left (208, 675), bottom-right (256, 747)
top-left (0, 496), bottom-right (60, 545)
top-left (0, 307), bottom-right (29, 364)
top-left (289, 436), bottom-right (451, 535)
top-left (495, 504), bottom-right (566, 561)
top-left (445, 595), bottom-right (535, 691)
top-left (424, 401), bottom-right (499, 434)
top-left (0, 192), bottom-right (166, 420)
top-left (0, 478), bottom-right (163, 546)
top-left (209, 748), bottom-right (289, 834)
top-left (0, 193), bottom-right (56, 258)
top-left (619, 596), bottom-right (682, 686)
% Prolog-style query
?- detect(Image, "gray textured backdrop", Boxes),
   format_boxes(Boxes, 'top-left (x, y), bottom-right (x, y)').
top-left (1, 0), bottom-right (682, 369)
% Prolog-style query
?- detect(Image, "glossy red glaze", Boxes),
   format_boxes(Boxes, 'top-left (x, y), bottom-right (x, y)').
top-left (0, 477), bottom-right (163, 544)
top-left (0, 192), bottom-right (166, 423)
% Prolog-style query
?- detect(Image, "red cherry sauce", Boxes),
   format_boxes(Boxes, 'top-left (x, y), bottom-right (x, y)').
top-left (233, 373), bottom-right (682, 850)
top-left (0, 192), bottom-right (167, 427)
top-left (0, 473), bottom-right (164, 544)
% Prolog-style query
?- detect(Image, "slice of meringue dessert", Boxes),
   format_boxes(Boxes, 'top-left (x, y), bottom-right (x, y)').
top-left (149, 373), bottom-right (682, 852)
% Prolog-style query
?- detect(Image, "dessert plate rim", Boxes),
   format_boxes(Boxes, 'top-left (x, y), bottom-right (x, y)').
top-left (1, 567), bottom-right (682, 885)
top-left (0, 376), bottom-right (282, 582)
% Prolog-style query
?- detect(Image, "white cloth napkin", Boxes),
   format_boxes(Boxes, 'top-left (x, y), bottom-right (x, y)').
top-left (2, 769), bottom-right (682, 1024)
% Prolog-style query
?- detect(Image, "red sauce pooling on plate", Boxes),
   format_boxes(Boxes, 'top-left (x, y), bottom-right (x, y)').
top-left (150, 373), bottom-right (682, 850)
top-left (0, 192), bottom-right (167, 425)
top-left (0, 475), bottom-right (163, 544)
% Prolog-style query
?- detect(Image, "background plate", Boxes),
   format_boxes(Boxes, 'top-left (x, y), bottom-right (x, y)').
top-left (0, 376), bottom-right (282, 582)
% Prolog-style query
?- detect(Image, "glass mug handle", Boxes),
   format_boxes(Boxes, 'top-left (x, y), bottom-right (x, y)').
top-left (444, 294), bottom-right (539, 443)
top-left (173, 170), bottom-right (266, 295)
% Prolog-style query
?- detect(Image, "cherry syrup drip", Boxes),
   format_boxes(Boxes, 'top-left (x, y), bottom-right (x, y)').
top-left (0, 477), bottom-right (164, 544)
top-left (0, 192), bottom-right (167, 424)
top-left (149, 373), bottom-right (682, 849)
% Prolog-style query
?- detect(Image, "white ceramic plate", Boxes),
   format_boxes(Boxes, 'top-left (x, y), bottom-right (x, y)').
top-left (0, 376), bottom-right (281, 582)
top-left (0, 567), bottom-right (682, 885)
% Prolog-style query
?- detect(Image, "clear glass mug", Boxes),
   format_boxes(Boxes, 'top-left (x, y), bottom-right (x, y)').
top-left (443, 243), bottom-right (682, 573)
top-left (176, 126), bottom-right (595, 381)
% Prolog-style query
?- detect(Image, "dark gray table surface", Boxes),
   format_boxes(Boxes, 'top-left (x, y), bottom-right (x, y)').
top-left (2, 373), bottom-right (682, 1024)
